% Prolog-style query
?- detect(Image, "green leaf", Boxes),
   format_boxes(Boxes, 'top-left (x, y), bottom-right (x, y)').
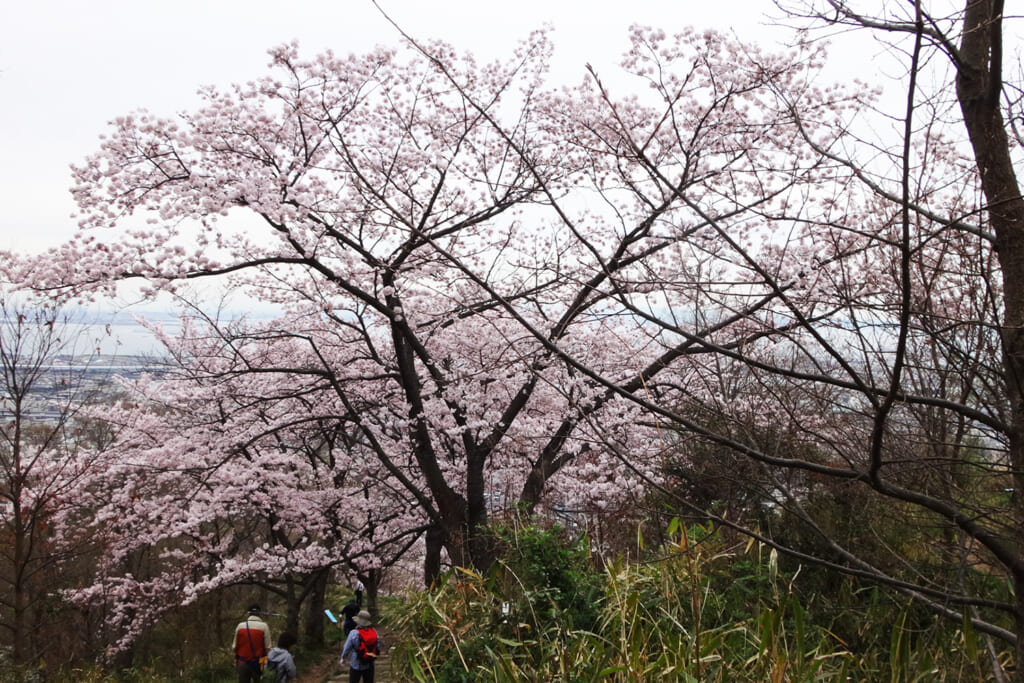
top-left (961, 610), bottom-right (978, 662)
top-left (598, 665), bottom-right (627, 675)
top-left (667, 516), bottom-right (681, 538)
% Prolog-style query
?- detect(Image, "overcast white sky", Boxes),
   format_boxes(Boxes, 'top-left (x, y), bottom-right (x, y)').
top-left (0, 0), bottom-right (792, 255)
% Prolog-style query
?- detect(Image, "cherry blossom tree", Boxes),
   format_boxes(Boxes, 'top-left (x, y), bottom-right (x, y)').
top-left (56, 314), bottom-right (426, 651)
top-left (5, 33), bottom-right (678, 584)
top-left (54, 292), bottom-right (654, 652)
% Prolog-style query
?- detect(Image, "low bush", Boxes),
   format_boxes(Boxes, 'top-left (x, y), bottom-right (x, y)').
top-left (390, 518), bottom-right (1012, 681)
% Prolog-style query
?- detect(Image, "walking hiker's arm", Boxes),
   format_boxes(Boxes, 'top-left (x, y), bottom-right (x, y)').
top-left (341, 630), bottom-right (354, 662)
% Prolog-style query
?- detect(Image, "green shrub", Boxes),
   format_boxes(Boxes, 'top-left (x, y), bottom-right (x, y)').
top-left (390, 518), bottom-right (1012, 681)
top-left (487, 520), bottom-right (603, 632)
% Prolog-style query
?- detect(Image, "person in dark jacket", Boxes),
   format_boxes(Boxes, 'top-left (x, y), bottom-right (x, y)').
top-left (340, 599), bottom-right (360, 635)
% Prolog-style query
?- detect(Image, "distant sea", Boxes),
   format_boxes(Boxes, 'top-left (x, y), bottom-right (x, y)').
top-left (69, 308), bottom-right (285, 357)
top-left (66, 310), bottom-right (183, 357)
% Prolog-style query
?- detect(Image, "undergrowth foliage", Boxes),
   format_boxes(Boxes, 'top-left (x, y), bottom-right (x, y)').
top-left (390, 519), bottom-right (1011, 682)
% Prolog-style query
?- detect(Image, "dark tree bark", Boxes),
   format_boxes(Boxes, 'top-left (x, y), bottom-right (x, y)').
top-left (302, 570), bottom-right (328, 648)
top-left (954, 1), bottom-right (1024, 675)
top-left (424, 525), bottom-right (443, 588)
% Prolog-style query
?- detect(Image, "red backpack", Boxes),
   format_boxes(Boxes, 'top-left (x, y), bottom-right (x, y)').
top-left (356, 627), bottom-right (379, 663)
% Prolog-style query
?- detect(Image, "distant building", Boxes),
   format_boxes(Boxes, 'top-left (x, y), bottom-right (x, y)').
top-left (4, 355), bottom-right (167, 423)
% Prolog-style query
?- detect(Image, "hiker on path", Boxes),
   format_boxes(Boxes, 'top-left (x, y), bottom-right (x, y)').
top-left (232, 603), bottom-right (272, 683)
top-left (266, 631), bottom-right (298, 682)
top-left (341, 610), bottom-right (380, 683)
top-left (340, 599), bottom-right (360, 635)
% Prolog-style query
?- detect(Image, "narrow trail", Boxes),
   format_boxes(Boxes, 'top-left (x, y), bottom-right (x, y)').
top-left (303, 625), bottom-right (397, 683)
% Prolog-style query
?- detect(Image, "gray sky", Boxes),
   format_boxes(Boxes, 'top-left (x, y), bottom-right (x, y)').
top-left (0, 0), bottom-right (784, 254)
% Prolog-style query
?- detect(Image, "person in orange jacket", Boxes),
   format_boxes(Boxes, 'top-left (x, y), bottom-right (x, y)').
top-left (233, 604), bottom-right (272, 683)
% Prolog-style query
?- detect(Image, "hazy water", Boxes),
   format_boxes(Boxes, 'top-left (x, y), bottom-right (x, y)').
top-left (63, 312), bottom-right (181, 358)
top-left (66, 308), bottom-right (277, 357)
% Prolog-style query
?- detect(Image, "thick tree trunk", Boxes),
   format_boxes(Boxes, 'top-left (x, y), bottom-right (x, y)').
top-left (438, 508), bottom-right (496, 578)
top-left (464, 517), bottom-right (495, 575)
top-left (955, 1), bottom-right (1024, 677)
top-left (423, 513), bottom-right (495, 586)
top-left (465, 452), bottom-right (495, 573)
top-left (424, 524), bottom-right (443, 587)
top-left (303, 570), bottom-right (328, 648)
top-left (283, 582), bottom-right (301, 639)
top-left (361, 568), bottom-right (381, 618)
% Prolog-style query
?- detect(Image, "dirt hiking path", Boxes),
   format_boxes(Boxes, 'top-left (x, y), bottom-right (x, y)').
top-left (301, 624), bottom-right (397, 683)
